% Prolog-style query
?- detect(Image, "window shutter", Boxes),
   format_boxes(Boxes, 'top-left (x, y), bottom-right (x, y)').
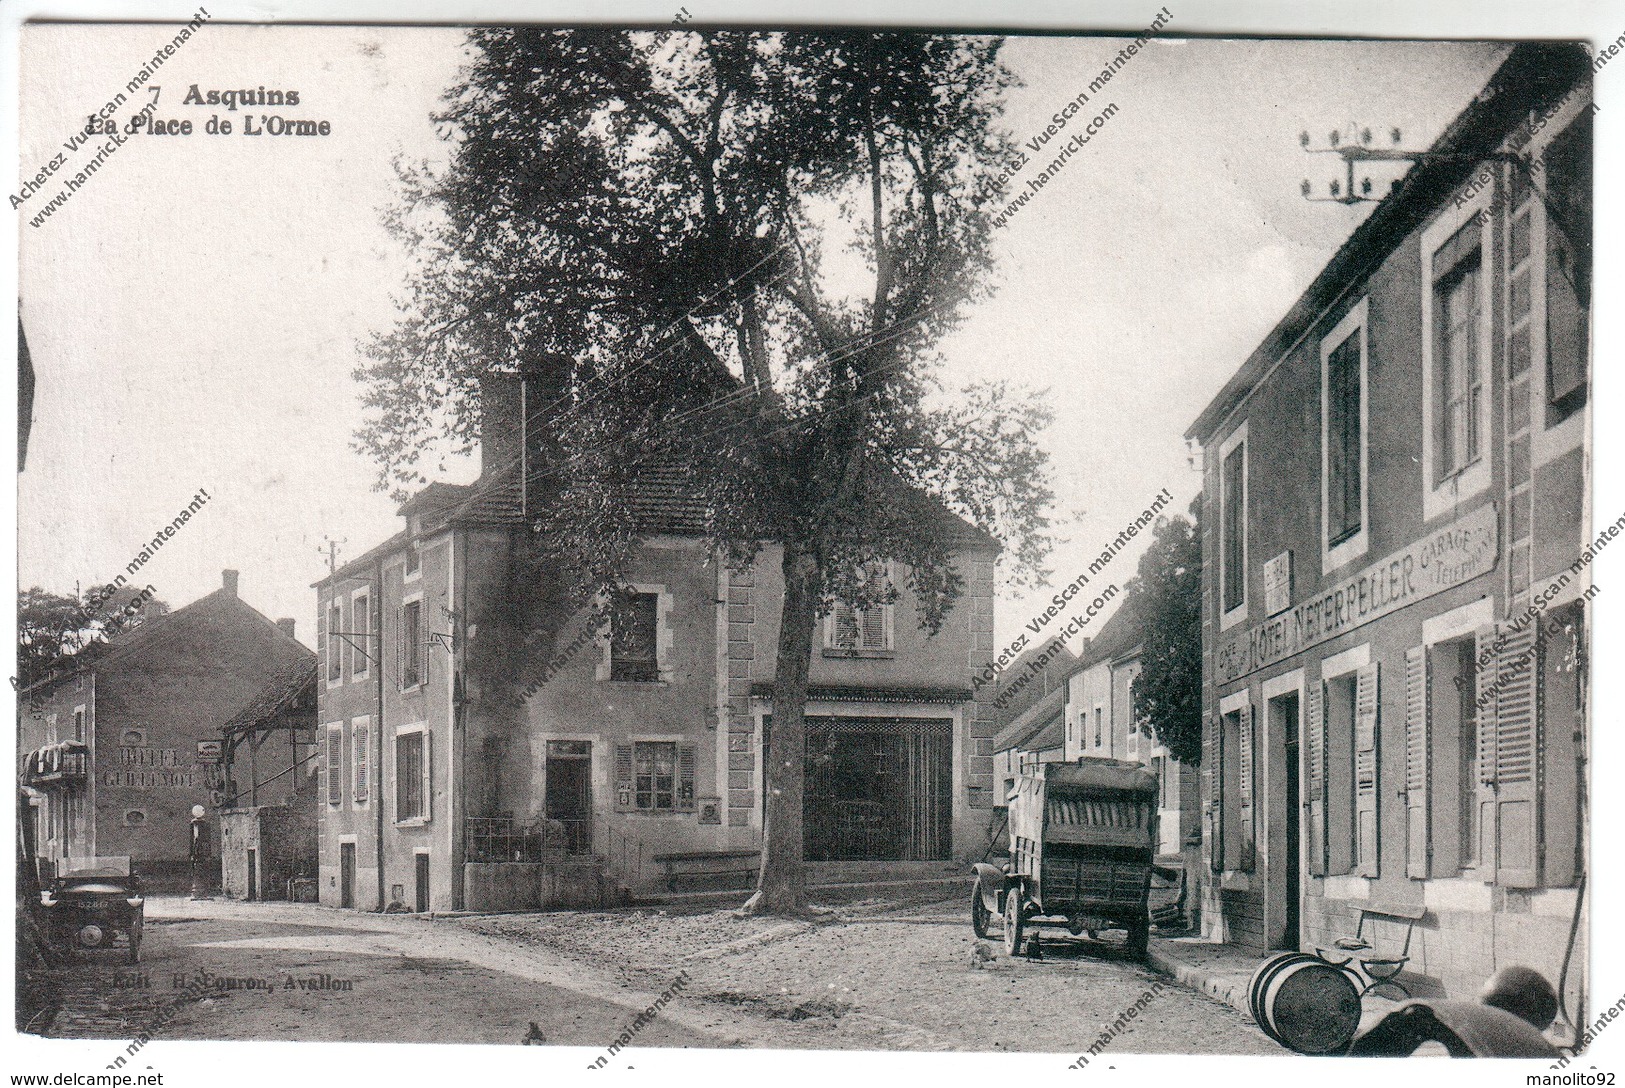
top-left (1494, 622), bottom-right (1540, 888)
top-left (677, 744), bottom-right (697, 811)
top-left (1306, 681), bottom-right (1327, 876)
top-left (1404, 647), bottom-right (1430, 878)
top-left (1201, 716), bottom-right (1216, 872)
top-left (421, 729), bottom-right (434, 823)
top-left (1474, 625), bottom-right (1500, 878)
top-left (395, 607), bottom-right (405, 691)
top-left (860, 606), bottom-right (886, 651)
top-left (614, 744), bottom-right (635, 812)
top-left (1237, 704), bottom-right (1254, 871)
top-left (1355, 663), bottom-right (1380, 878)
top-left (326, 725), bottom-right (343, 805)
top-left (353, 722), bottom-right (369, 804)
top-left (1204, 715), bottom-right (1225, 873)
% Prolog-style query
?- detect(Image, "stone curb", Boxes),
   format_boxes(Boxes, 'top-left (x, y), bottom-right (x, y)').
top-left (1146, 940), bottom-right (1256, 1021)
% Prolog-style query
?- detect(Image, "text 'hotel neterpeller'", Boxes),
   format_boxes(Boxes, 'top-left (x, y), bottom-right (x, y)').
top-left (1185, 43), bottom-right (1592, 1001)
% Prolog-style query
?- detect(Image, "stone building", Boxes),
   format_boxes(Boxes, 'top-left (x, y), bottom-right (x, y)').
top-left (1185, 43), bottom-right (1591, 999)
top-left (19, 571), bottom-right (314, 889)
top-left (313, 358), bottom-right (1000, 911)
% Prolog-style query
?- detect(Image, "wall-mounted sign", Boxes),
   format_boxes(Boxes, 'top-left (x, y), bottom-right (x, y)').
top-left (196, 740), bottom-right (223, 764)
top-left (1264, 551), bottom-right (1293, 617)
top-left (698, 797), bottom-right (722, 825)
top-left (1216, 503), bottom-right (1498, 684)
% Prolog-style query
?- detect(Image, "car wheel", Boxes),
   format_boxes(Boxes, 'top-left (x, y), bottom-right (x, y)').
top-left (1003, 884), bottom-right (1025, 957)
top-left (971, 878), bottom-right (992, 939)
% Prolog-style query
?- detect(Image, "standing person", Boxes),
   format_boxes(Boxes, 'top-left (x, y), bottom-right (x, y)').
top-left (188, 804), bottom-right (213, 900)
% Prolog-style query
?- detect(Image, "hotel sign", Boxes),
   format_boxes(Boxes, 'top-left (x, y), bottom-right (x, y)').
top-left (1216, 504), bottom-right (1498, 684)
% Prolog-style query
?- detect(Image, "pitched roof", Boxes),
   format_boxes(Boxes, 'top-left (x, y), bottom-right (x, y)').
top-left (223, 654), bottom-right (318, 734)
top-left (1079, 594), bottom-right (1143, 669)
top-left (992, 682), bottom-right (1067, 755)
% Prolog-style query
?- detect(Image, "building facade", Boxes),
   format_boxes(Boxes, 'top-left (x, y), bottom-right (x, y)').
top-left (1065, 598), bottom-right (1197, 857)
top-left (19, 571), bottom-right (314, 889)
top-left (314, 362), bottom-right (1001, 911)
top-left (1186, 44), bottom-right (1591, 1000)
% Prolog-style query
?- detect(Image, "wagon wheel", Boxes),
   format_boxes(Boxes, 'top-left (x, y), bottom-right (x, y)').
top-left (971, 877), bottom-right (992, 940)
top-left (1002, 884), bottom-right (1026, 958)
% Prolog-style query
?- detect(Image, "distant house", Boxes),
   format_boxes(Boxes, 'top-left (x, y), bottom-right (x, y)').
top-left (989, 640), bottom-right (1078, 735)
top-left (1066, 597), bottom-right (1198, 857)
top-left (19, 571), bottom-right (315, 889)
top-left (992, 683), bottom-right (1069, 805)
top-left (313, 356), bottom-right (1002, 912)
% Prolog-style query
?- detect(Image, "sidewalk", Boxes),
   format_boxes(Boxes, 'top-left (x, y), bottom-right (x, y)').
top-left (1148, 935), bottom-right (1401, 1032)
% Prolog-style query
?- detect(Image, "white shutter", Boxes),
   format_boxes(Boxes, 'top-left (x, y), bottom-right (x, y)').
top-left (352, 720), bottom-right (370, 804)
top-left (325, 724), bottom-right (343, 805)
top-left (1237, 704), bottom-right (1254, 871)
top-left (1404, 647), bottom-right (1430, 878)
top-left (1306, 682), bottom-right (1327, 876)
top-left (1355, 663), bottom-right (1380, 878)
top-left (1474, 625), bottom-right (1500, 877)
top-left (421, 729), bottom-right (434, 823)
top-left (1494, 623), bottom-right (1539, 888)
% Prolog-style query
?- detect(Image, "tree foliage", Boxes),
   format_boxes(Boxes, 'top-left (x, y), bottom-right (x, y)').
top-left (1124, 500), bottom-right (1203, 766)
top-left (17, 585), bottom-right (170, 688)
top-left (357, 28), bottom-right (1054, 913)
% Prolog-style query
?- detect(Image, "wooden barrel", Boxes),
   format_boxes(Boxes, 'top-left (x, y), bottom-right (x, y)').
top-left (1247, 952), bottom-right (1316, 1041)
top-left (1257, 958), bottom-right (1362, 1055)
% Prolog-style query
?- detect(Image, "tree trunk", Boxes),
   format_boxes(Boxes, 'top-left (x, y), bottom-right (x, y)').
top-left (745, 541), bottom-right (820, 915)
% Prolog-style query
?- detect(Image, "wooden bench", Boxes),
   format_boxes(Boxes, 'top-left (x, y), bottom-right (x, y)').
top-left (650, 850), bottom-right (761, 892)
top-left (1315, 899), bottom-right (1427, 1000)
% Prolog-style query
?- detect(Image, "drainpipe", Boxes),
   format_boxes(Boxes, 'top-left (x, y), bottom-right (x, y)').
top-left (374, 554), bottom-right (386, 912)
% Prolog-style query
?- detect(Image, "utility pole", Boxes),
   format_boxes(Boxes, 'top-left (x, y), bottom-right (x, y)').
top-left (319, 536), bottom-right (347, 576)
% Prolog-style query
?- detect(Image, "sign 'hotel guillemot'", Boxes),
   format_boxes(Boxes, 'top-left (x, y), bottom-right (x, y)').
top-left (1215, 504), bottom-right (1499, 684)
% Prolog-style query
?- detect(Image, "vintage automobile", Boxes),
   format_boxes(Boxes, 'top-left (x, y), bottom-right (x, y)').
top-left (38, 858), bottom-right (145, 964)
top-left (972, 758), bottom-right (1159, 959)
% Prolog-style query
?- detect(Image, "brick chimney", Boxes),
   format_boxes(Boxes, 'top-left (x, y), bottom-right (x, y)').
top-left (276, 618), bottom-right (296, 639)
top-left (222, 569), bottom-right (239, 598)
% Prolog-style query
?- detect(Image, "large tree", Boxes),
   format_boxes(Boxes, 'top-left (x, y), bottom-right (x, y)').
top-left (357, 28), bottom-right (1052, 914)
top-left (1126, 499), bottom-right (1202, 766)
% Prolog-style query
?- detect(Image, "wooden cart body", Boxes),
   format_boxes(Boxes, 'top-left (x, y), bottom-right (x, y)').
top-left (987, 758), bottom-right (1159, 954)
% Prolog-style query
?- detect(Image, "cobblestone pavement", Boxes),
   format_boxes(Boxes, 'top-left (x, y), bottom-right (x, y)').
top-left (30, 893), bottom-right (1278, 1059)
top-left (460, 891), bottom-right (1280, 1056)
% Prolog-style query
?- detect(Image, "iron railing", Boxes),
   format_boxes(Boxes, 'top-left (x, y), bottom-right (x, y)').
top-left (464, 816), bottom-right (592, 862)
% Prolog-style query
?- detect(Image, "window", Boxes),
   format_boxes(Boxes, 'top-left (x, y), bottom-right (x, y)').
top-left (1093, 707), bottom-right (1103, 748)
top-left (404, 540), bottom-right (421, 578)
top-left (611, 592), bottom-right (660, 682)
top-left (352, 718), bottom-right (370, 805)
top-left (634, 741), bottom-right (678, 810)
top-left (1326, 306), bottom-right (1365, 561)
top-left (824, 563), bottom-right (895, 655)
top-left (1221, 437), bottom-right (1246, 614)
top-left (72, 707), bottom-right (85, 742)
top-left (327, 600), bottom-right (343, 683)
top-left (1432, 222), bottom-right (1485, 481)
top-left (400, 600), bottom-right (424, 689)
top-left (1544, 112), bottom-right (1591, 423)
top-left (395, 727), bottom-right (430, 822)
top-left (614, 740), bottom-right (696, 812)
top-left (325, 724), bottom-right (344, 806)
top-left (351, 591), bottom-right (370, 679)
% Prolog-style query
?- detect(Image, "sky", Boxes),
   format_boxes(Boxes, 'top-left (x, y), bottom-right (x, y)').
top-left (16, 24), bottom-right (1506, 647)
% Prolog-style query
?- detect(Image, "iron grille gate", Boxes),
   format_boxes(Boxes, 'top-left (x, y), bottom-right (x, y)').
top-left (801, 717), bottom-right (952, 862)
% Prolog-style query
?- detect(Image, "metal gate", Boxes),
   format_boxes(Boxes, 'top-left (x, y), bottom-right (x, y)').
top-left (804, 717), bottom-right (952, 861)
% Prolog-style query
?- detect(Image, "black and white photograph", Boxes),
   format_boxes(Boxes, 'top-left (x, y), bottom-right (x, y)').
top-left (8, 1), bottom-right (1621, 1081)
